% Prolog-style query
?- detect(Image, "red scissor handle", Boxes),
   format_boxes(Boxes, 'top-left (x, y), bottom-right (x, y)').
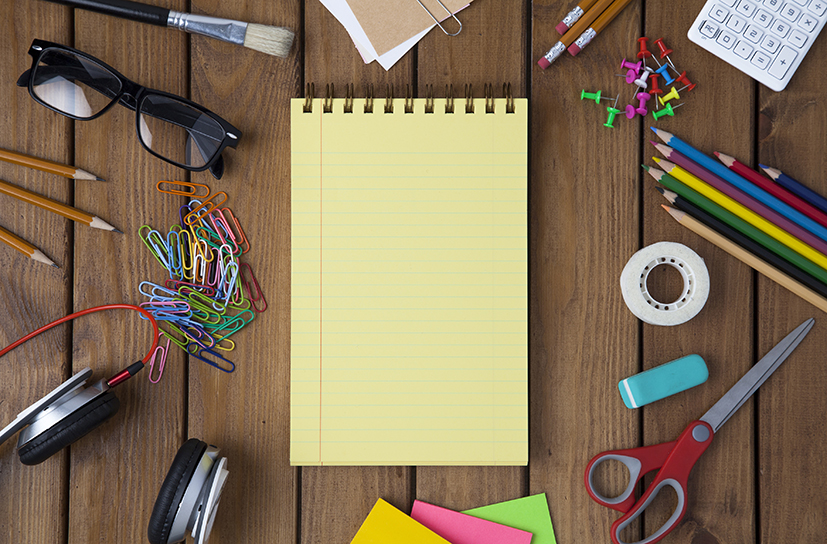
top-left (609, 420), bottom-right (713, 544)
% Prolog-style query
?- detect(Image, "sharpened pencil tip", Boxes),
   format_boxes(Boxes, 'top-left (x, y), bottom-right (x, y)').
top-left (113, 228), bottom-right (123, 234)
top-left (650, 126), bottom-right (658, 133)
top-left (653, 157), bottom-right (661, 164)
top-left (655, 186), bottom-right (665, 194)
top-left (649, 140), bottom-right (658, 147)
top-left (95, 176), bottom-right (105, 182)
top-left (642, 165), bottom-right (650, 172)
top-left (52, 263), bottom-right (59, 268)
top-left (661, 204), bottom-right (670, 212)
top-left (713, 151), bottom-right (720, 157)
top-left (759, 164), bottom-right (768, 169)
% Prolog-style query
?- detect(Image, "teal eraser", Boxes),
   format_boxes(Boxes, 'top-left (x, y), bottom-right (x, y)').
top-left (618, 354), bottom-right (708, 409)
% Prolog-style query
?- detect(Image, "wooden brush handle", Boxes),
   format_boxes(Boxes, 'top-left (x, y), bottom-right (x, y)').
top-left (43, 0), bottom-right (170, 27)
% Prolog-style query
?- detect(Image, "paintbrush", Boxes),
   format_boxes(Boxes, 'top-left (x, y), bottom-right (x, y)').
top-left (43, 0), bottom-right (294, 58)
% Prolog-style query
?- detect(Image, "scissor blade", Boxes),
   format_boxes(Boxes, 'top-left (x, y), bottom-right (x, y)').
top-left (700, 318), bottom-right (814, 433)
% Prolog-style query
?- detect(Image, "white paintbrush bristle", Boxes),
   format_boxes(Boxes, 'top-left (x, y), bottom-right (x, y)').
top-left (243, 23), bottom-right (295, 58)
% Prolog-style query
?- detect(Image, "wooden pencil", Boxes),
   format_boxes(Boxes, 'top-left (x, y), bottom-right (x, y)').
top-left (663, 204), bottom-right (827, 314)
top-left (0, 147), bottom-right (103, 181)
top-left (538, 0), bottom-right (616, 67)
top-left (567, 0), bottom-right (636, 55)
top-left (0, 178), bottom-right (119, 232)
top-left (761, 165), bottom-right (827, 216)
top-left (0, 225), bottom-right (57, 267)
top-left (555, 0), bottom-right (599, 34)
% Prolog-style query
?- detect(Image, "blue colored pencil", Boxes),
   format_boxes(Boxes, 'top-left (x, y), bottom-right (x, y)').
top-left (651, 127), bottom-right (827, 244)
top-left (761, 165), bottom-right (827, 217)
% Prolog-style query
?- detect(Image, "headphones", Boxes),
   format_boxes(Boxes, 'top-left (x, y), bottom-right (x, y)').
top-left (0, 305), bottom-right (229, 543)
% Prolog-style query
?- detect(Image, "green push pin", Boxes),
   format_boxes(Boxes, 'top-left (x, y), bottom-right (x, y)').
top-left (604, 106), bottom-right (622, 128)
top-left (652, 102), bottom-right (684, 120)
top-left (581, 90), bottom-right (613, 104)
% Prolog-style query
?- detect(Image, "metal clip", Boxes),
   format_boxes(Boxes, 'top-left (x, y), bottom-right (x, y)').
top-left (415, 0), bottom-right (462, 36)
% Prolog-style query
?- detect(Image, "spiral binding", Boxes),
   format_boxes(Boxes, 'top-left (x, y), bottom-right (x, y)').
top-left (302, 83), bottom-right (516, 115)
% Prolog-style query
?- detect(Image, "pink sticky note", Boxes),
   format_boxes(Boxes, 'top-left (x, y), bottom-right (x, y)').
top-left (411, 500), bottom-right (532, 544)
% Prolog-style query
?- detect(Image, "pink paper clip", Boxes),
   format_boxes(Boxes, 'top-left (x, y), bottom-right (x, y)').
top-left (240, 262), bottom-right (267, 313)
top-left (148, 334), bottom-right (170, 384)
top-left (222, 208), bottom-right (250, 254)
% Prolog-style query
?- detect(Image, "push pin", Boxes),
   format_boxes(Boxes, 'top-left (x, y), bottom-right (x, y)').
top-left (658, 87), bottom-right (680, 106)
top-left (620, 58), bottom-right (643, 75)
top-left (604, 106), bottom-right (622, 128)
top-left (649, 73), bottom-right (663, 95)
top-left (675, 71), bottom-right (696, 92)
top-left (635, 92), bottom-right (651, 116)
top-left (653, 38), bottom-right (678, 71)
top-left (580, 89), bottom-right (614, 103)
top-left (632, 70), bottom-right (650, 89)
top-left (624, 104), bottom-right (638, 119)
top-left (615, 71), bottom-right (638, 84)
top-left (637, 37), bottom-right (652, 60)
top-left (652, 102), bottom-right (684, 120)
top-left (654, 63), bottom-right (675, 86)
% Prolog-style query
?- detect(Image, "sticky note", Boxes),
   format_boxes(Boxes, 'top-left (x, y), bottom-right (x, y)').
top-left (351, 499), bottom-right (449, 544)
top-left (411, 500), bottom-right (532, 544)
top-left (463, 493), bottom-right (557, 544)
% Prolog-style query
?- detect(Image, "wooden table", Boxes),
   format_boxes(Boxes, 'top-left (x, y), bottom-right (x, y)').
top-left (1, 0), bottom-right (825, 542)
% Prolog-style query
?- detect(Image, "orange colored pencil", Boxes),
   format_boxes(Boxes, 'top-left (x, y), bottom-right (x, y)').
top-left (0, 147), bottom-right (103, 181)
top-left (0, 178), bottom-right (119, 232)
top-left (0, 225), bottom-right (56, 267)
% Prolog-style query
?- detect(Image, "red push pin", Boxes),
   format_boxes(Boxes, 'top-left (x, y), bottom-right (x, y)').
top-left (649, 73), bottom-right (663, 95)
top-left (653, 38), bottom-right (678, 71)
top-left (675, 71), bottom-right (696, 92)
top-left (637, 37), bottom-right (652, 60)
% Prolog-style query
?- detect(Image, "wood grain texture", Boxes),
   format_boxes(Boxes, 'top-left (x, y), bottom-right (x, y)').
top-left (756, 24), bottom-right (827, 544)
top-left (529, 1), bottom-right (641, 543)
top-left (0, 3), bottom-right (72, 544)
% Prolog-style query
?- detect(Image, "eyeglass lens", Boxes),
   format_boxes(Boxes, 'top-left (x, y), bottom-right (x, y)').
top-left (32, 49), bottom-right (121, 119)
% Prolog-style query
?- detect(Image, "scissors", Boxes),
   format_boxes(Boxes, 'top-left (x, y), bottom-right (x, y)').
top-left (585, 318), bottom-right (814, 544)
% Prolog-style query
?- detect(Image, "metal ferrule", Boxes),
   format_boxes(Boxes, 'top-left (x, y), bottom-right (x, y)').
top-left (561, 6), bottom-right (584, 27)
top-left (167, 11), bottom-right (248, 46)
top-left (543, 42), bottom-right (567, 65)
top-left (574, 28), bottom-right (597, 51)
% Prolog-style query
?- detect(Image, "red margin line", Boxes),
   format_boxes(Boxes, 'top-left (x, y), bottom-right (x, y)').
top-left (318, 105), bottom-right (324, 465)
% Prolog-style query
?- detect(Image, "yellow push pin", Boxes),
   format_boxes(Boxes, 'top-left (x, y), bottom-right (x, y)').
top-left (658, 86), bottom-right (680, 106)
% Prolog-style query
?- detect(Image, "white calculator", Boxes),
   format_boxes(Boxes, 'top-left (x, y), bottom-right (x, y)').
top-left (688, 0), bottom-right (826, 91)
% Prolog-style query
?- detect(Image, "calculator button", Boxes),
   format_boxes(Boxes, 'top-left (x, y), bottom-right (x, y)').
top-left (710, 4), bottom-right (731, 20)
top-left (700, 20), bottom-right (721, 37)
top-left (744, 24), bottom-right (765, 41)
top-left (768, 45), bottom-right (797, 78)
top-left (788, 29), bottom-right (808, 47)
top-left (770, 19), bottom-right (791, 36)
top-left (736, 0), bottom-right (758, 16)
top-left (751, 50), bottom-right (772, 68)
top-left (800, 14), bottom-right (818, 31)
top-left (726, 14), bottom-right (748, 31)
top-left (717, 30), bottom-right (738, 47)
top-left (763, 0), bottom-right (782, 11)
top-left (761, 34), bottom-right (781, 51)
top-left (809, 0), bottom-right (827, 15)
top-left (720, 0), bottom-right (738, 6)
top-left (735, 40), bottom-right (755, 57)
top-left (790, 0), bottom-right (808, 4)
top-left (779, 3), bottom-right (802, 20)
top-left (753, 8), bottom-right (774, 25)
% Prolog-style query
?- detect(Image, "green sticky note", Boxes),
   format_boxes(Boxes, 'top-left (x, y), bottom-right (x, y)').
top-left (462, 494), bottom-right (557, 544)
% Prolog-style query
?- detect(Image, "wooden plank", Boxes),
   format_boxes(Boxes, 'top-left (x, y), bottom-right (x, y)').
top-left (300, 2), bottom-right (415, 542)
top-left (414, 0), bottom-right (527, 511)
top-left (0, 4), bottom-right (72, 544)
top-left (529, 0), bottom-right (641, 542)
top-left (756, 30), bottom-right (827, 542)
top-left (185, 1), bottom-right (301, 542)
top-left (641, 3), bottom-right (757, 542)
top-left (69, 4), bottom-right (189, 542)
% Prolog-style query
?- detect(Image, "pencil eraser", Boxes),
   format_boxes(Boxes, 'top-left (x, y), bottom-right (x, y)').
top-left (618, 354), bottom-right (708, 409)
top-left (538, 57), bottom-right (551, 69)
top-left (555, 22), bottom-right (569, 34)
top-left (568, 43), bottom-right (581, 56)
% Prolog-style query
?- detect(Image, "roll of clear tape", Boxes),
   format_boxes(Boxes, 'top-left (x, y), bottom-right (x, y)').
top-left (620, 242), bottom-right (710, 326)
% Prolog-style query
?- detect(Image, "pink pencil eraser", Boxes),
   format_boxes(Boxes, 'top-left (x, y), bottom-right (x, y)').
top-left (538, 57), bottom-right (551, 69)
top-left (568, 43), bottom-right (581, 56)
top-left (555, 21), bottom-right (569, 34)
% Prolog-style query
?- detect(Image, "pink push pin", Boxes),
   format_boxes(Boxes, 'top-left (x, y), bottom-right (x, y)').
top-left (624, 104), bottom-right (637, 119)
top-left (620, 58), bottom-right (643, 75)
top-left (635, 92), bottom-right (651, 116)
top-left (625, 69), bottom-right (637, 84)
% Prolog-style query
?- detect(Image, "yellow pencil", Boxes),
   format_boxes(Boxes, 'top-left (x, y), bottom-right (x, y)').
top-left (0, 225), bottom-right (57, 267)
top-left (663, 204), bottom-right (827, 314)
top-left (654, 158), bottom-right (827, 272)
top-left (0, 147), bottom-right (104, 181)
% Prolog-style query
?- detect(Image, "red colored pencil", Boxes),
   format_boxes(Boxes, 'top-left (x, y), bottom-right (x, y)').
top-left (716, 153), bottom-right (827, 230)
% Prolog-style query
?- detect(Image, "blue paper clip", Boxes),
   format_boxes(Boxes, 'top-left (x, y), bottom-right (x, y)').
top-left (187, 343), bottom-right (235, 373)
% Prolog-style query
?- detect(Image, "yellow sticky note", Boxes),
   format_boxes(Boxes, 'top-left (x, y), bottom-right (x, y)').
top-left (352, 499), bottom-right (450, 544)
top-left (291, 97), bottom-right (528, 465)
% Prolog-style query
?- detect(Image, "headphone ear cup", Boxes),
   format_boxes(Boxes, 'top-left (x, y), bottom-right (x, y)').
top-left (148, 439), bottom-right (208, 544)
top-left (17, 391), bottom-right (120, 466)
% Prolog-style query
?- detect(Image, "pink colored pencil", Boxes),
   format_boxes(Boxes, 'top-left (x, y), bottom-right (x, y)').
top-left (716, 153), bottom-right (827, 230)
top-left (652, 142), bottom-right (827, 257)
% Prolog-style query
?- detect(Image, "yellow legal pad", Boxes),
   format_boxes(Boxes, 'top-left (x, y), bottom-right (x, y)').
top-left (290, 96), bottom-right (527, 465)
top-left (351, 499), bottom-right (450, 544)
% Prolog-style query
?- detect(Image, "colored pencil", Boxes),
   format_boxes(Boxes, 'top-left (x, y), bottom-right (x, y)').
top-left (663, 205), bottom-right (827, 314)
top-left (652, 160), bottom-right (827, 272)
top-left (761, 165), bottom-right (827, 216)
top-left (0, 178), bottom-right (119, 232)
top-left (657, 187), bottom-right (827, 297)
top-left (556, 0), bottom-right (599, 34)
top-left (652, 143), bottom-right (827, 257)
top-left (538, 0), bottom-right (615, 68)
top-left (651, 127), bottom-right (827, 243)
top-left (717, 153), bottom-right (827, 229)
top-left (0, 147), bottom-right (103, 181)
top-left (568, 0), bottom-right (636, 55)
top-left (0, 225), bottom-right (57, 267)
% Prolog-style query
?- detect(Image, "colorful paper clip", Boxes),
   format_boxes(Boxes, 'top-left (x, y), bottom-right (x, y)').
top-left (148, 333), bottom-right (171, 384)
top-left (187, 344), bottom-right (235, 373)
top-left (156, 180), bottom-right (211, 198)
top-left (240, 263), bottom-right (267, 313)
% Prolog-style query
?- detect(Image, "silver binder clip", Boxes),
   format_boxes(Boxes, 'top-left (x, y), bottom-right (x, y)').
top-left (415, 0), bottom-right (462, 36)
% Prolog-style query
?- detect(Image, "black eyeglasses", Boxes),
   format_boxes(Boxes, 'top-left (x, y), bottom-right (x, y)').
top-left (17, 39), bottom-right (242, 179)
